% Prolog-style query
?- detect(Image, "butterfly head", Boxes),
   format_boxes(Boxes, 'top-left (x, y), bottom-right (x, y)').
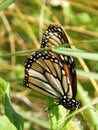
top-left (59, 95), bottom-right (80, 110)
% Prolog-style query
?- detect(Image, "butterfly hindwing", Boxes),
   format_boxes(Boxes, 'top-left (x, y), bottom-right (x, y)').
top-left (24, 51), bottom-right (73, 100)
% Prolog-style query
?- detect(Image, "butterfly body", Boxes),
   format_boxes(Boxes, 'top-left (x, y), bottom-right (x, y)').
top-left (24, 24), bottom-right (80, 110)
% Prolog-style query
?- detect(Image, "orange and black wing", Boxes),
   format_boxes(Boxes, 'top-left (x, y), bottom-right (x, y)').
top-left (24, 51), bottom-right (74, 100)
top-left (41, 24), bottom-right (77, 98)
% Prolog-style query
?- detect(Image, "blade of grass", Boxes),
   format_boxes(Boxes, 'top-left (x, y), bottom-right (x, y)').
top-left (77, 81), bottom-right (98, 126)
top-left (53, 47), bottom-right (98, 61)
top-left (0, 0), bottom-right (15, 11)
top-left (77, 69), bottom-right (98, 80)
top-left (0, 46), bottom-right (98, 61)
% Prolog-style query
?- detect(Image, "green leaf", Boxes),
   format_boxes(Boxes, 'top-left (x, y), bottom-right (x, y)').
top-left (47, 99), bottom-right (59, 130)
top-left (0, 78), bottom-right (24, 130)
top-left (0, 116), bottom-right (17, 130)
top-left (0, 78), bottom-right (9, 95)
top-left (47, 99), bottom-right (69, 130)
top-left (47, 99), bottom-right (81, 130)
top-left (4, 93), bottom-right (24, 130)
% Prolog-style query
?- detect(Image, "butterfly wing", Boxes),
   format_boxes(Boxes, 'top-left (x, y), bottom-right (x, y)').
top-left (24, 51), bottom-right (73, 100)
top-left (41, 24), bottom-right (69, 48)
top-left (41, 24), bottom-right (77, 98)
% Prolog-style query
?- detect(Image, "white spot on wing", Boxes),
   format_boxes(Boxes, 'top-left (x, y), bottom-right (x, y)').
top-left (27, 64), bottom-right (30, 67)
top-left (54, 59), bottom-right (58, 63)
top-left (67, 77), bottom-right (70, 84)
top-left (49, 32), bottom-right (53, 36)
top-left (69, 59), bottom-right (72, 64)
top-left (62, 70), bottom-right (65, 75)
top-left (60, 55), bottom-right (64, 61)
top-left (71, 57), bottom-right (74, 62)
top-left (64, 56), bottom-right (68, 61)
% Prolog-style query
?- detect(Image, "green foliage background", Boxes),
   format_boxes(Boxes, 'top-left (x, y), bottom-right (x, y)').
top-left (0, 0), bottom-right (98, 130)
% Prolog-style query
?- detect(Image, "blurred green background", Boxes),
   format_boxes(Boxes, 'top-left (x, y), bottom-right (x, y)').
top-left (0, 0), bottom-right (98, 130)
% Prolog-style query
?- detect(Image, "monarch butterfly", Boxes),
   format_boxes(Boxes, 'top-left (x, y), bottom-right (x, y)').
top-left (23, 24), bottom-right (80, 110)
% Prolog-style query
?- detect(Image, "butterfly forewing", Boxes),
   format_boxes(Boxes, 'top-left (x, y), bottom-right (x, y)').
top-left (41, 24), bottom-right (69, 48)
